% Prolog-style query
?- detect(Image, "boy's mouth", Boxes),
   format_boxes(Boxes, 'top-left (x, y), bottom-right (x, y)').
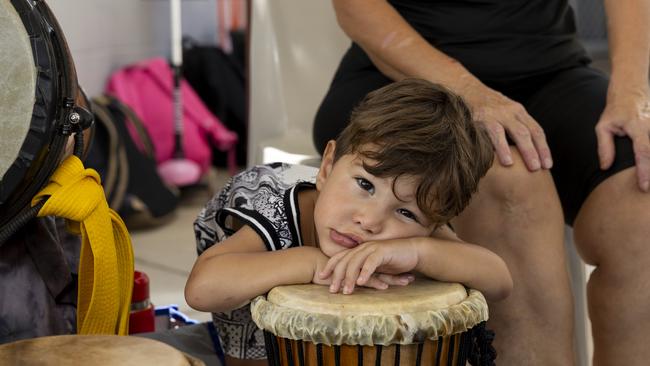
top-left (330, 229), bottom-right (361, 248)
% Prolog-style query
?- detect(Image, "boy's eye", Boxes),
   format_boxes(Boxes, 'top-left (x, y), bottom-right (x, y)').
top-left (397, 208), bottom-right (419, 222)
top-left (355, 177), bottom-right (375, 194)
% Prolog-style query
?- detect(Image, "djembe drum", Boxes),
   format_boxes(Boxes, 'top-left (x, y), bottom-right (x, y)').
top-left (252, 280), bottom-right (494, 366)
top-left (0, 335), bottom-right (205, 366)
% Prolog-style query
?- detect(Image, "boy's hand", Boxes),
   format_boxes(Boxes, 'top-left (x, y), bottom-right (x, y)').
top-left (319, 239), bottom-right (419, 294)
top-left (310, 247), bottom-right (334, 286)
top-left (308, 245), bottom-right (411, 291)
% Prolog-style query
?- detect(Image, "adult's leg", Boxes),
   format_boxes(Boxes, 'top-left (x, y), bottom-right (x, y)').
top-left (452, 151), bottom-right (575, 365)
top-left (526, 66), bottom-right (644, 365)
top-left (573, 169), bottom-right (650, 366)
top-left (445, 67), bottom-right (619, 364)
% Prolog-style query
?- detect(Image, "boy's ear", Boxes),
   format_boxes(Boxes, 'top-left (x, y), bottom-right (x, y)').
top-left (316, 140), bottom-right (336, 190)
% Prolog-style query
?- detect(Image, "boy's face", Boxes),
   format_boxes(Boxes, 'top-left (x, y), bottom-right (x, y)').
top-left (314, 141), bottom-right (435, 257)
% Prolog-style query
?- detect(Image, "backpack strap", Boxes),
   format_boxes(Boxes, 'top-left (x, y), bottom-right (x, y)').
top-left (90, 98), bottom-right (129, 211)
top-left (95, 95), bottom-right (156, 159)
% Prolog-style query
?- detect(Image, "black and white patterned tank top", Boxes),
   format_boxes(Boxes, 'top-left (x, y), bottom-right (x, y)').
top-left (194, 162), bottom-right (318, 255)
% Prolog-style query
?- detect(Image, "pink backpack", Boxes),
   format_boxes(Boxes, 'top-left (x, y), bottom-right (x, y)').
top-left (106, 57), bottom-right (238, 177)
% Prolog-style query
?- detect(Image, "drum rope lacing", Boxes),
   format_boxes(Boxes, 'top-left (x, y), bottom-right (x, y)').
top-left (30, 155), bottom-right (134, 335)
top-left (468, 322), bottom-right (497, 366)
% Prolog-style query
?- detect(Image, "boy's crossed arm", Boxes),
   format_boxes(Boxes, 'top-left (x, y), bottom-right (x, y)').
top-left (185, 225), bottom-right (316, 313)
top-left (319, 227), bottom-right (513, 301)
top-left (185, 225), bottom-right (414, 313)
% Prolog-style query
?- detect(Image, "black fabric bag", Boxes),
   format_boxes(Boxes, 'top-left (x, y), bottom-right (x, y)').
top-left (0, 217), bottom-right (79, 344)
top-left (183, 34), bottom-right (247, 166)
top-left (86, 95), bottom-right (179, 229)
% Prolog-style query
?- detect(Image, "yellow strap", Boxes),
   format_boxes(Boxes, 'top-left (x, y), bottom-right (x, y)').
top-left (32, 156), bottom-right (134, 335)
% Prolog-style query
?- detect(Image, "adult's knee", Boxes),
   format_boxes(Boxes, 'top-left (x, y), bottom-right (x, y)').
top-left (573, 167), bottom-right (650, 267)
top-left (478, 158), bottom-right (561, 224)
top-left (454, 156), bottom-right (568, 288)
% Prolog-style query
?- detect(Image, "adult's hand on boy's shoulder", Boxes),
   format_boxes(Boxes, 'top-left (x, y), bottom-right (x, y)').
top-left (319, 240), bottom-right (418, 294)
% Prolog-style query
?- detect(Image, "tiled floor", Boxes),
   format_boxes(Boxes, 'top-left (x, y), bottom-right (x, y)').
top-left (130, 168), bottom-right (232, 323)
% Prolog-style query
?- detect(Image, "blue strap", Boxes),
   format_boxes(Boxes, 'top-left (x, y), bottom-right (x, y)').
top-left (206, 321), bottom-right (225, 365)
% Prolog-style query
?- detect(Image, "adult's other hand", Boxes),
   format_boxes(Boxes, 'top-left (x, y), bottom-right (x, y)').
top-left (596, 86), bottom-right (650, 191)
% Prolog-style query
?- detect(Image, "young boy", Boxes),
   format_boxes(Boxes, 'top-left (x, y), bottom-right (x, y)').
top-left (185, 79), bottom-right (512, 365)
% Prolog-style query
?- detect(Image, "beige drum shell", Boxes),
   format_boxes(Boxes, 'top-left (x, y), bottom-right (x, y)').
top-left (251, 280), bottom-right (488, 346)
top-left (0, 335), bottom-right (205, 366)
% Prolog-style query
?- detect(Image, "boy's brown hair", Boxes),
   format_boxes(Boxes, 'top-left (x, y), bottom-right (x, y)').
top-left (334, 79), bottom-right (494, 226)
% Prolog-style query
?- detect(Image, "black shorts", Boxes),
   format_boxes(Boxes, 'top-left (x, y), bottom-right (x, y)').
top-left (313, 55), bottom-right (635, 225)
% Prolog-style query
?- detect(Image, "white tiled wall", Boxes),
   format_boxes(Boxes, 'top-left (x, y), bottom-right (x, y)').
top-left (48, 0), bottom-right (218, 97)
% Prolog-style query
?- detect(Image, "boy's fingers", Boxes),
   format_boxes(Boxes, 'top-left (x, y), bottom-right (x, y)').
top-left (363, 275), bottom-right (389, 291)
top-left (328, 273), bottom-right (342, 293)
top-left (328, 252), bottom-right (354, 293)
top-left (342, 249), bottom-right (377, 294)
top-left (342, 255), bottom-right (369, 294)
top-left (342, 266), bottom-right (360, 294)
top-left (375, 273), bottom-right (412, 286)
top-left (356, 253), bottom-right (382, 286)
top-left (320, 251), bottom-right (345, 279)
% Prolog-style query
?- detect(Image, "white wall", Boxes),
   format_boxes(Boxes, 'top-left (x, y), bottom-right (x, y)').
top-left (48, 0), bottom-right (218, 97)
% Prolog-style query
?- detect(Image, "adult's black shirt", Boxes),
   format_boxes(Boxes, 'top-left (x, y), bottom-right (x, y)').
top-left (380, 0), bottom-right (591, 81)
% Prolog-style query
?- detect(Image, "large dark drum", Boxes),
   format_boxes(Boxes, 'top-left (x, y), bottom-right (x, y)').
top-left (0, 0), bottom-right (92, 228)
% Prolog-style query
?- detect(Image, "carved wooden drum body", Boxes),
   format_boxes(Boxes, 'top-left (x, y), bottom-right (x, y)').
top-left (252, 280), bottom-right (491, 366)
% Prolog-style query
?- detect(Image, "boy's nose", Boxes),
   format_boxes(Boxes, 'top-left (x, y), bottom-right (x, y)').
top-left (353, 210), bottom-right (383, 234)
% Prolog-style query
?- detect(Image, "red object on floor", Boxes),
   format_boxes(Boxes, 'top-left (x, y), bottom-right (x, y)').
top-left (129, 270), bottom-right (155, 334)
